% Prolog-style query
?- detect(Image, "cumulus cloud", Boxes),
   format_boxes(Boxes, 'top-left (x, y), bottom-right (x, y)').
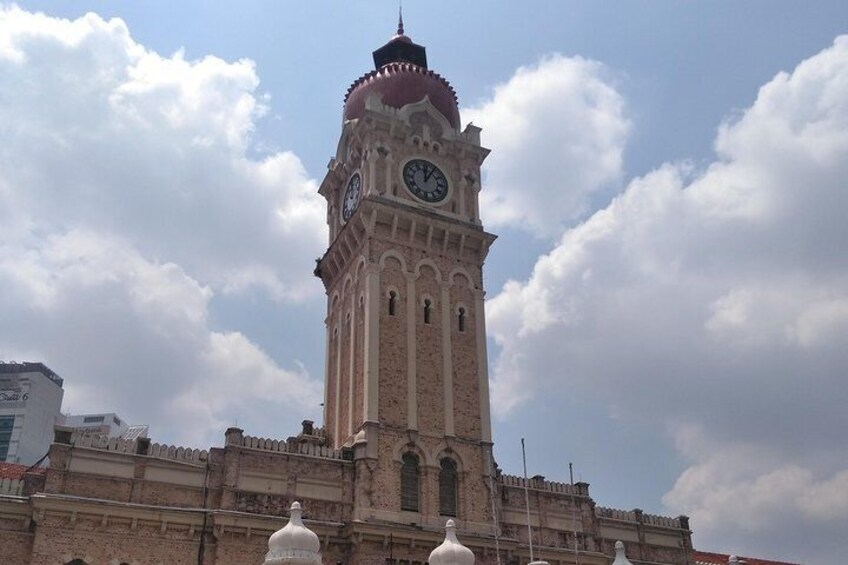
top-left (463, 55), bottom-right (629, 237)
top-left (0, 7), bottom-right (325, 445)
top-left (0, 6), bottom-right (325, 300)
top-left (663, 429), bottom-right (848, 563)
top-left (486, 37), bottom-right (848, 563)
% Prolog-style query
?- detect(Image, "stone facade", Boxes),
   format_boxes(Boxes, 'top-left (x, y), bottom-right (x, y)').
top-left (0, 427), bottom-right (693, 564)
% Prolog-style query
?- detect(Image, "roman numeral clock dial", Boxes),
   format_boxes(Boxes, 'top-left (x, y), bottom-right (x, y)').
top-left (341, 172), bottom-right (361, 223)
top-left (403, 159), bottom-right (448, 203)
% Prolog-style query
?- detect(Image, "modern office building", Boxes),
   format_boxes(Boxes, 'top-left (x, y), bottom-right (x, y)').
top-left (61, 412), bottom-right (150, 440)
top-left (0, 362), bottom-right (64, 465)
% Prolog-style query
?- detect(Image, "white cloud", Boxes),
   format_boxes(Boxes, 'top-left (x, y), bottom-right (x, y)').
top-left (486, 37), bottom-right (848, 563)
top-left (665, 430), bottom-right (848, 531)
top-left (663, 429), bottom-right (848, 563)
top-left (0, 7), bottom-right (325, 445)
top-left (0, 6), bottom-right (325, 301)
top-left (0, 228), bottom-right (323, 446)
top-left (463, 55), bottom-right (629, 237)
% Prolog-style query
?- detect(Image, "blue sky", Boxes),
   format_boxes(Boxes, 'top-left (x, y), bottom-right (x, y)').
top-left (2, 2), bottom-right (847, 563)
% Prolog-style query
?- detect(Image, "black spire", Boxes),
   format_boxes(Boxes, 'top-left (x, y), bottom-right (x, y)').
top-left (372, 8), bottom-right (428, 70)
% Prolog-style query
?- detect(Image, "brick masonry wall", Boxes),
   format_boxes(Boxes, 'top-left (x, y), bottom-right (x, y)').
top-left (29, 517), bottom-right (206, 565)
top-left (450, 278), bottom-right (481, 440)
top-left (378, 254), bottom-right (408, 428)
top-left (416, 264), bottom-right (445, 435)
top-left (0, 527), bottom-right (33, 565)
top-left (1, 426), bottom-right (693, 565)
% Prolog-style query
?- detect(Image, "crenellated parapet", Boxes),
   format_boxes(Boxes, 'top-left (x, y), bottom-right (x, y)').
top-left (594, 506), bottom-right (692, 564)
top-left (69, 430), bottom-right (209, 464)
top-left (595, 506), bottom-right (688, 529)
top-left (499, 474), bottom-right (589, 497)
top-left (240, 434), bottom-right (347, 460)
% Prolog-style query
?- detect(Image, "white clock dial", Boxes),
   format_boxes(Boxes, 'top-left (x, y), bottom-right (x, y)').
top-left (342, 172), bottom-right (361, 222)
top-left (403, 159), bottom-right (448, 203)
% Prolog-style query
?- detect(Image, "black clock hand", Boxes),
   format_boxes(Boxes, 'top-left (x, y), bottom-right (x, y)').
top-left (424, 164), bottom-right (434, 182)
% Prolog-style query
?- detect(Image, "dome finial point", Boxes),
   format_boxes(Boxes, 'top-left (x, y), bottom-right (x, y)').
top-left (264, 501), bottom-right (322, 565)
top-left (397, 1), bottom-right (404, 36)
top-left (612, 540), bottom-right (634, 565)
top-left (429, 519), bottom-right (475, 565)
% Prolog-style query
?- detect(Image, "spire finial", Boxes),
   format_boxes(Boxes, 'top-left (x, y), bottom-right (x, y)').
top-left (397, 1), bottom-right (404, 36)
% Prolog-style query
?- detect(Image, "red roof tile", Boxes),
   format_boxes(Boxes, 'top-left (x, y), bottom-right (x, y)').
top-left (0, 462), bottom-right (46, 480)
top-left (693, 550), bottom-right (801, 565)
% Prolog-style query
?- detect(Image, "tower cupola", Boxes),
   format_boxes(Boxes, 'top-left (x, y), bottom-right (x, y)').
top-left (343, 14), bottom-right (460, 128)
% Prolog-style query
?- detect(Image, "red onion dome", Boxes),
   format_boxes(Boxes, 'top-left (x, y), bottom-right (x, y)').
top-left (344, 23), bottom-right (460, 129)
top-left (344, 61), bottom-right (460, 129)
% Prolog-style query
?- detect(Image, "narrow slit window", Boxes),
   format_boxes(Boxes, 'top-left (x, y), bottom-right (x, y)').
top-left (388, 291), bottom-right (397, 316)
top-left (458, 307), bottom-right (466, 332)
top-left (401, 452), bottom-right (420, 512)
top-left (439, 458), bottom-right (458, 516)
top-left (423, 299), bottom-right (432, 324)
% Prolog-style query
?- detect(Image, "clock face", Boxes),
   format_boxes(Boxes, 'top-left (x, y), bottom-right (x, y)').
top-left (341, 172), bottom-right (361, 223)
top-left (403, 159), bottom-right (449, 203)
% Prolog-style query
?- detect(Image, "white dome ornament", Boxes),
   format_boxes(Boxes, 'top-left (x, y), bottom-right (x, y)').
top-left (611, 541), bottom-right (634, 565)
top-left (429, 519), bottom-right (475, 565)
top-left (264, 501), bottom-right (322, 565)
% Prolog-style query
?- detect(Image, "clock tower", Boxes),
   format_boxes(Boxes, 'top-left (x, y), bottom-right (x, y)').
top-left (315, 18), bottom-right (497, 534)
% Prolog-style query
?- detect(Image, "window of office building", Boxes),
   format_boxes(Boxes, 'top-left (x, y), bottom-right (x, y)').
top-left (0, 416), bottom-right (15, 461)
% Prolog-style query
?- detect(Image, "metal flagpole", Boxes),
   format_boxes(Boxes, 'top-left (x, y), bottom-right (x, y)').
top-left (569, 462), bottom-right (581, 565)
top-left (521, 438), bottom-right (535, 564)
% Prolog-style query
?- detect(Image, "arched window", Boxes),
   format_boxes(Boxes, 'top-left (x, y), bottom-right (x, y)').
top-left (457, 307), bottom-right (466, 333)
top-left (439, 458), bottom-right (458, 516)
top-left (423, 299), bottom-right (432, 324)
top-left (65, 560), bottom-right (89, 565)
top-left (388, 290), bottom-right (397, 316)
top-left (400, 452), bottom-right (420, 512)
